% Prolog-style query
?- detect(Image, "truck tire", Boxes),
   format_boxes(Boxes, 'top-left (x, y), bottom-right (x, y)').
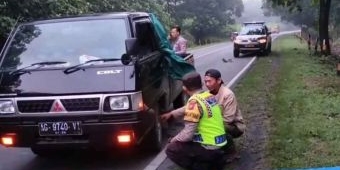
top-left (233, 49), bottom-right (240, 58)
top-left (173, 92), bottom-right (186, 109)
top-left (143, 106), bottom-right (162, 152)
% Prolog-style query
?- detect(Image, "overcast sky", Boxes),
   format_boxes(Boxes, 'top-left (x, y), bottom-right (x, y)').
top-left (238, 0), bottom-right (280, 23)
top-left (238, 0), bottom-right (299, 31)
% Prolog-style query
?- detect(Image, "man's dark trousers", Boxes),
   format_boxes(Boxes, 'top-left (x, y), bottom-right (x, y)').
top-left (166, 141), bottom-right (226, 170)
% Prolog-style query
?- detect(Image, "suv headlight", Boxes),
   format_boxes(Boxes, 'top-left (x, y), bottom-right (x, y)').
top-left (0, 100), bottom-right (15, 114)
top-left (258, 39), bottom-right (267, 43)
top-left (234, 38), bottom-right (242, 44)
top-left (109, 96), bottom-right (129, 110)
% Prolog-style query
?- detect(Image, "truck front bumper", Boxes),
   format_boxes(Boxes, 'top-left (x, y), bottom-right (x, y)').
top-left (0, 112), bottom-right (153, 149)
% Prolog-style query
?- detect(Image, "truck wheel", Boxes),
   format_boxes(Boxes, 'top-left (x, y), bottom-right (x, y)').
top-left (143, 106), bottom-right (162, 152)
top-left (173, 92), bottom-right (186, 109)
top-left (233, 49), bottom-right (240, 58)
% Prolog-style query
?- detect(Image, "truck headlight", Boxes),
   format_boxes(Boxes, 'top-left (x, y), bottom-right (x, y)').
top-left (131, 92), bottom-right (144, 111)
top-left (109, 96), bottom-right (129, 110)
top-left (0, 100), bottom-right (15, 114)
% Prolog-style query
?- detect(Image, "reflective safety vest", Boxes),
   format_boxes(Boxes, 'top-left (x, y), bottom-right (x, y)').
top-left (185, 91), bottom-right (227, 146)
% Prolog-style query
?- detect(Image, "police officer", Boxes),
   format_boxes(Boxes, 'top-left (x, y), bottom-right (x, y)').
top-left (164, 71), bottom-right (227, 170)
top-left (163, 69), bottom-right (245, 140)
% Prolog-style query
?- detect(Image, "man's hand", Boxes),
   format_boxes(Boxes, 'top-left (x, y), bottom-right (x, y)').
top-left (167, 137), bottom-right (173, 143)
top-left (166, 137), bottom-right (178, 143)
top-left (160, 112), bottom-right (173, 123)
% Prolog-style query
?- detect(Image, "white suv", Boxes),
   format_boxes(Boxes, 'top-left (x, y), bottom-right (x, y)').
top-left (233, 22), bottom-right (272, 57)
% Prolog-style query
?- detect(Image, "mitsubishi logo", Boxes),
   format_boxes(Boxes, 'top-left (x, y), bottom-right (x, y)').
top-left (50, 100), bottom-right (67, 113)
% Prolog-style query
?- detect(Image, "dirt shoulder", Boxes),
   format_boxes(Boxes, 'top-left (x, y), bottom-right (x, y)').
top-left (232, 35), bottom-right (340, 170)
top-left (227, 43), bottom-right (283, 170)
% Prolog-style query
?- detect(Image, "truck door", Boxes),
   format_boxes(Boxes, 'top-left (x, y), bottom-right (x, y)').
top-left (134, 21), bottom-right (170, 110)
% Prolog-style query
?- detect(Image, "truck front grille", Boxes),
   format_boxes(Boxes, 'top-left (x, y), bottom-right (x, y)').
top-left (17, 100), bottom-right (54, 113)
top-left (61, 98), bottom-right (100, 111)
top-left (17, 98), bottom-right (100, 113)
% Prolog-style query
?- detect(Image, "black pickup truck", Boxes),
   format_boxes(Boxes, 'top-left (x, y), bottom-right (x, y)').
top-left (0, 12), bottom-right (193, 156)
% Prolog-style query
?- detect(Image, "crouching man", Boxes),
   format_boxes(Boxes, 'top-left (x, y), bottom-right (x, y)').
top-left (164, 72), bottom-right (227, 170)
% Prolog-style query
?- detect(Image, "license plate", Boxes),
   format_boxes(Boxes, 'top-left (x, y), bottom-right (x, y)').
top-left (38, 121), bottom-right (82, 136)
top-left (245, 44), bottom-right (255, 47)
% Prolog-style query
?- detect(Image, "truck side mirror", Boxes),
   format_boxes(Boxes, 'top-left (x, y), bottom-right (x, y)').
top-left (122, 38), bottom-right (139, 65)
top-left (121, 53), bottom-right (131, 65)
top-left (122, 38), bottom-right (142, 65)
top-left (125, 38), bottom-right (139, 56)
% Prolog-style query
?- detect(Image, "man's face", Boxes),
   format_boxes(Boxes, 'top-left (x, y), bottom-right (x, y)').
top-left (170, 28), bottom-right (179, 39)
top-left (204, 76), bottom-right (221, 91)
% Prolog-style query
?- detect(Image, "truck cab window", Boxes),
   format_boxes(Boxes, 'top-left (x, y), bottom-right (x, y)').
top-left (135, 22), bottom-right (158, 55)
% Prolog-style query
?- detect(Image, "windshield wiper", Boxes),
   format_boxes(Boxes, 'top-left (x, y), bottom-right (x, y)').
top-left (10, 61), bottom-right (67, 76)
top-left (63, 58), bottom-right (120, 74)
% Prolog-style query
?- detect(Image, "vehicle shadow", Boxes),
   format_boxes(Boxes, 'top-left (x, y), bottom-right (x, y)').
top-left (20, 148), bottom-right (158, 170)
top-left (239, 52), bottom-right (258, 58)
top-left (239, 51), bottom-right (277, 58)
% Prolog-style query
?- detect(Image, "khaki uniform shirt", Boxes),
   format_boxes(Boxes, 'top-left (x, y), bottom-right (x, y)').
top-left (215, 86), bottom-right (245, 132)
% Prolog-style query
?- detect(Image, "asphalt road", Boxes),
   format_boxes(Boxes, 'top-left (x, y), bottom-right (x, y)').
top-left (0, 32), bottom-right (293, 170)
top-left (156, 31), bottom-right (299, 170)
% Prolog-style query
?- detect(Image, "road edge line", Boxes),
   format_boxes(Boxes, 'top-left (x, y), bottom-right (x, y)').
top-left (227, 56), bottom-right (257, 89)
top-left (143, 56), bottom-right (257, 170)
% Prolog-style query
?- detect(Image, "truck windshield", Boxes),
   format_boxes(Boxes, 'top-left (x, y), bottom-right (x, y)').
top-left (1, 19), bottom-right (128, 70)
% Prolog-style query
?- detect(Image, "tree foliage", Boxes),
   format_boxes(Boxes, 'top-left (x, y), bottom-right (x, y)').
top-left (168, 0), bottom-right (244, 43)
top-left (262, 0), bottom-right (318, 27)
top-left (263, 0), bottom-right (334, 55)
top-left (0, 0), bottom-right (244, 48)
top-left (0, 0), bottom-right (170, 48)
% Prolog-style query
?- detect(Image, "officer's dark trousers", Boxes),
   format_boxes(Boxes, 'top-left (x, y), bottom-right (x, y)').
top-left (165, 141), bottom-right (226, 170)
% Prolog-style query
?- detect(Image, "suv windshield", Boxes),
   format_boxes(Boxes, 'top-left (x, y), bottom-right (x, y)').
top-left (240, 25), bottom-right (266, 35)
top-left (1, 19), bottom-right (128, 70)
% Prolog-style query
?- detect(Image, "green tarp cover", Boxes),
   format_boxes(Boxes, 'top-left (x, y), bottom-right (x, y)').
top-left (149, 13), bottom-right (196, 80)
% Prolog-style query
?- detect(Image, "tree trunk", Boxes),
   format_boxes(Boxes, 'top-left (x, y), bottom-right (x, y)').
top-left (324, 0), bottom-right (331, 55)
top-left (319, 0), bottom-right (332, 55)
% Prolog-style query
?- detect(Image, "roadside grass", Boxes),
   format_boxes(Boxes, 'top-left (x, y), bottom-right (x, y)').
top-left (234, 35), bottom-right (340, 169)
